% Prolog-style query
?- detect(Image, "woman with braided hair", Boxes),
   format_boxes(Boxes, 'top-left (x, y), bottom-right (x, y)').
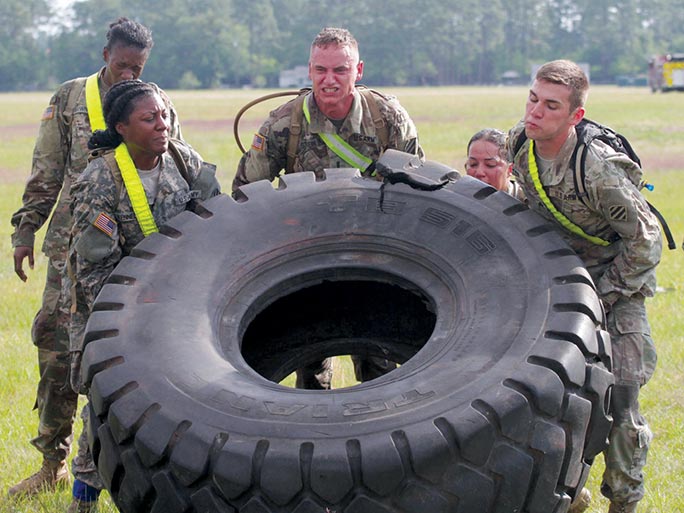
top-left (8, 17), bottom-right (182, 502)
top-left (63, 79), bottom-right (220, 513)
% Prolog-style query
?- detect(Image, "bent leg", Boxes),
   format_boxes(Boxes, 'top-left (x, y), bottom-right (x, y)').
top-left (295, 358), bottom-right (333, 389)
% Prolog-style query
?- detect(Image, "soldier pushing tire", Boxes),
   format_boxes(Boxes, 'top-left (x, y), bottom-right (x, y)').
top-left (81, 159), bottom-right (613, 513)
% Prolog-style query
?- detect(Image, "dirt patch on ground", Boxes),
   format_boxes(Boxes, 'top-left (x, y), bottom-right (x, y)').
top-left (0, 124), bottom-right (38, 139)
top-left (639, 152), bottom-right (683, 174)
top-left (181, 117), bottom-right (264, 132)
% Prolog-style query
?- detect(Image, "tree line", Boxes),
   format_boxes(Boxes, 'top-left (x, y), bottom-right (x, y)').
top-left (2, 0), bottom-right (683, 91)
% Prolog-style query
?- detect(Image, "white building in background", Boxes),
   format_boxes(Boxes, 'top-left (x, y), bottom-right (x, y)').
top-left (279, 66), bottom-right (310, 88)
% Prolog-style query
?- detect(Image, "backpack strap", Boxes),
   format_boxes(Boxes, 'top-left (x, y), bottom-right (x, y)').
top-left (358, 86), bottom-right (389, 149)
top-left (286, 92), bottom-right (308, 174)
top-left (571, 142), bottom-right (590, 207)
top-left (102, 150), bottom-right (124, 201)
top-left (513, 130), bottom-right (528, 161)
top-left (571, 122), bottom-right (676, 250)
top-left (167, 140), bottom-right (205, 213)
top-left (167, 140), bottom-right (192, 186)
top-left (286, 86), bottom-right (390, 174)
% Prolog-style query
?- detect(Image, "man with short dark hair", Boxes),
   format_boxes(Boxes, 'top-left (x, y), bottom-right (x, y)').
top-left (507, 59), bottom-right (661, 513)
top-left (234, 27), bottom-right (423, 388)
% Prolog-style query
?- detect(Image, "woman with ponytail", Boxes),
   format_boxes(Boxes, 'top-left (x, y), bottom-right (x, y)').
top-left (64, 79), bottom-right (220, 513)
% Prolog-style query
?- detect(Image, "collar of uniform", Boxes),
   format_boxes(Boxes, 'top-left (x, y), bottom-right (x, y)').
top-left (306, 89), bottom-right (363, 135)
top-left (537, 128), bottom-right (579, 187)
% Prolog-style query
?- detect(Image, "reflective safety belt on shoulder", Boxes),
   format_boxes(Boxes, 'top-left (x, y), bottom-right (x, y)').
top-left (85, 72), bottom-right (106, 132)
top-left (302, 94), bottom-right (373, 172)
top-left (528, 141), bottom-right (610, 246)
top-left (114, 144), bottom-right (159, 236)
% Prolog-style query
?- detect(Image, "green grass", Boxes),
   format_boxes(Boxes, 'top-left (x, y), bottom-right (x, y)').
top-left (1, 86), bottom-right (683, 512)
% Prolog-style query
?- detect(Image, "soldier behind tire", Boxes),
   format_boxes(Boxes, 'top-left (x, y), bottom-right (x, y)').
top-left (464, 127), bottom-right (525, 200)
top-left (233, 27), bottom-right (425, 389)
top-left (8, 17), bottom-right (181, 504)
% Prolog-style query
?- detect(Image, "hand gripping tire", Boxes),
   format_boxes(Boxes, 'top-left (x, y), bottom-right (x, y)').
top-left (81, 161), bottom-right (613, 513)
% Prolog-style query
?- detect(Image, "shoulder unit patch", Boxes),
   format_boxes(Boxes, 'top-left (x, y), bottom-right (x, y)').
top-left (608, 205), bottom-right (628, 222)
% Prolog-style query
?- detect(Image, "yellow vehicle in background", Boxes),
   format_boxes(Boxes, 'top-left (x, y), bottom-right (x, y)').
top-left (648, 53), bottom-right (684, 92)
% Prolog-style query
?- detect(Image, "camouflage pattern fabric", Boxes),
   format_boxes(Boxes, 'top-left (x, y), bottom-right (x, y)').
top-left (33, 347), bottom-right (78, 463)
top-left (9, 69), bottom-right (182, 464)
top-left (66, 139), bottom-right (219, 355)
top-left (30, 260), bottom-right (78, 462)
top-left (11, 68), bottom-right (182, 258)
top-left (295, 356), bottom-right (398, 389)
top-left (601, 297), bottom-right (656, 504)
top-left (507, 121), bottom-right (661, 303)
top-left (234, 88), bottom-right (419, 389)
top-left (295, 358), bottom-right (334, 390)
top-left (233, 89), bottom-right (424, 191)
top-left (508, 120), bottom-right (662, 505)
top-left (65, 139), bottom-right (220, 488)
top-left (71, 406), bottom-right (104, 490)
top-left (506, 179), bottom-right (526, 202)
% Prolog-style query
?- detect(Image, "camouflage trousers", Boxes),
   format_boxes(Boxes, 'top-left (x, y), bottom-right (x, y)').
top-left (295, 356), bottom-right (397, 389)
top-left (601, 296), bottom-right (657, 505)
top-left (71, 404), bottom-right (104, 490)
top-left (31, 257), bottom-right (79, 462)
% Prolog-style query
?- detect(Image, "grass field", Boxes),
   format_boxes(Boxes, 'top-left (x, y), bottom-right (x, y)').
top-left (1, 86), bottom-right (682, 512)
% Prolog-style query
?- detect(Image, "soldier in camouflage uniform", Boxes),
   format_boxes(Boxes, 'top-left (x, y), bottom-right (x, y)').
top-left (465, 128), bottom-right (525, 200)
top-left (8, 17), bottom-right (181, 500)
top-left (507, 60), bottom-right (661, 513)
top-left (233, 27), bottom-right (423, 389)
top-left (64, 80), bottom-right (220, 512)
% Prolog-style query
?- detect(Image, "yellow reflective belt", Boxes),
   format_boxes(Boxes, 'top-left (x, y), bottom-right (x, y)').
top-left (85, 72), bottom-right (106, 131)
top-left (302, 95), bottom-right (373, 172)
top-left (114, 144), bottom-right (159, 236)
top-left (528, 141), bottom-right (610, 246)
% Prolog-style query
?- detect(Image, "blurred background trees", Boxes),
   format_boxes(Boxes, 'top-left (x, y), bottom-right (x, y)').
top-left (2, 0), bottom-right (682, 90)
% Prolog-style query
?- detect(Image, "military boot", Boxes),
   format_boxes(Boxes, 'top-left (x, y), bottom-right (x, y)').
top-left (568, 487), bottom-right (592, 513)
top-left (7, 459), bottom-right (70, 497)
top-left (67, 498), bottom-right (98, 513)
top-left (608, 501), bottom-right (638, 513)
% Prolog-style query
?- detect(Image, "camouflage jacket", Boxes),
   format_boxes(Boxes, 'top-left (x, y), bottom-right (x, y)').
top-left (506, 179), bottom-right (526, 202)
top-left (233, 88), bottom-right (424, 192)
top-left (507, 121), bottom-right (662, 304)
top-left (67, 140), bottom-right (219, 351)
top-left (10, 68), bottom-right (182, 261)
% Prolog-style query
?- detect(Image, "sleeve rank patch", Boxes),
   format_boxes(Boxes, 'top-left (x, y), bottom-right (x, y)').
top-left (251, 133), bottom-right (265, 151)
top-left (93, 212), bottom-right (117, 237)
top-left (41, 105), bottom-right (55, 121)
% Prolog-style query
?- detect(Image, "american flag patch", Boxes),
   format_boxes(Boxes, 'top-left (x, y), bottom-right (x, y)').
top-left (251, 133), bottom-right (265, 151)
top-left (93, 212), bottom-right (116, 237)
top-left (41, 105), bottom-right (55, 121)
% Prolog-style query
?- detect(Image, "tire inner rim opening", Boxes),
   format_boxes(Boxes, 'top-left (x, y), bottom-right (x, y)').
top-left (240, 277), bottom-right (437, 387)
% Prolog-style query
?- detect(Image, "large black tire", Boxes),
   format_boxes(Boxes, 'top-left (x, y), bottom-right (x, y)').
top-left (82, 164), bottom-right (613, 513)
